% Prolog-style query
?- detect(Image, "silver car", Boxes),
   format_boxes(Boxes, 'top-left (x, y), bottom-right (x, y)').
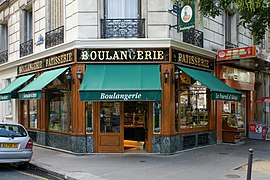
top-left (0, 122), bottom-right (33, 168)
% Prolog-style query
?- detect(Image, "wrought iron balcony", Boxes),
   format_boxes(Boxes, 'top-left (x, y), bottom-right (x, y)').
top-left (45, 26), bottom-right (64, 49)
top-left (225, 41), bottom-right (238, 49)
top-left (101, 18), bottom-right (145, 38)
top-left (183, 29), bottom-right (204, 48)
top-left (0, 50), bottom-right (8, 64)
top-left (20, 39), bottom-right (33, 57)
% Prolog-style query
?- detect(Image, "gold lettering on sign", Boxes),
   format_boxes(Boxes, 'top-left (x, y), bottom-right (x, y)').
top-left (79, 50), bottom-right (166, 61)
top-left (18, 60), bottom-right (43, 74)
top-left (45, 52), bottom-right (73, 68)
top-left (177, 52), bottom-right (210, 68)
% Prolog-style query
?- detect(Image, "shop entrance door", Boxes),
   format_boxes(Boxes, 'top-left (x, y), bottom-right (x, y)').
top-left (97, 102), bottom-right (124, 153)
top-left (123, 102), bottom-right (150, 152)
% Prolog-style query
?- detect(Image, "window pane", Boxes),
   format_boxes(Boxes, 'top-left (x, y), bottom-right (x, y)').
top-left (100, 102), bottom-right (120, 133)
top-left (3, 79), bottom-right (12, 116)
top-left (48, 76), bottom-right (71, 132)
top-left (125, 0), bottom-right (138, 18)
top-left (106, 0), bottom-right (138, 18)
top-left (179, 80), bottom-right (209, 129)
top-left (153, 102), bottom-right (161, 134)
top-left (86, 102), bottom-right (93, 133)
top-left (29, 99), bottom-right (37, 129)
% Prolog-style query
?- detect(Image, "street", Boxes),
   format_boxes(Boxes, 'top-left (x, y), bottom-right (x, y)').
top-left (0, 164), bottom-right (60, 180)
top-left (28, 139), bottom-right (270, 180)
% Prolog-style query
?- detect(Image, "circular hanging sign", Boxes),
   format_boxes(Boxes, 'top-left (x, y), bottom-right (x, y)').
top-left (181, 5), bottom-right (193, 23)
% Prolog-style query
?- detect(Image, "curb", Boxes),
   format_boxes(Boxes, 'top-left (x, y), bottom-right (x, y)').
top-left (29, 163), bottom-right (78, 180)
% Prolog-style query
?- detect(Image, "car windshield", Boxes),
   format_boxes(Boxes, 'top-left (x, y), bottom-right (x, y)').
top-left (0, 124), bottom-right (27, 137)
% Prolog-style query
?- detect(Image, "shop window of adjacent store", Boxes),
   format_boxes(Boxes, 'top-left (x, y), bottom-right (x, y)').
top-left (100, 102), bottom-right (120, 133)
top-left (3, 79), bottom-right (12, 117)
top-left (153, 102), bottom-right (161, 134)
top-left (86, 102), bottom-right (93, 134)
top-left (222, 98), bottom-right (245, 129)
top-left (47, 74), bottom-right (71, 132)
top-left (177, 73), bottom-right (209, 130)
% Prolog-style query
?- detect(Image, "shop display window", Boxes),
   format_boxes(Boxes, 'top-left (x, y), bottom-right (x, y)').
top-left (177, 77), bottom-right (209, 130)
top-left (29, 99), bottom-right (37, 129)
top-left (22, 100), bottom-right (38, 129)
top-left (86, 102), bottom-right (93, 134)
top-left (100, 102), bottom-right (120, 133)
top-left (47, 75), bottom-right (71, 132)
top-left (222, 101), bottom-right (244, 128)
top-left (153, 102), bottom-right (161, 134)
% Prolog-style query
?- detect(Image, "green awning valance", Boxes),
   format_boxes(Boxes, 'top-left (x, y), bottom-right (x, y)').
top-left (177, 66), bottom-right (242, 101)
top-left (18, 67), bottom-right (69, 100)
top-left (79, 64), bottom-right (162, 101)
top-left (0, 74), bottom-right (35, 101)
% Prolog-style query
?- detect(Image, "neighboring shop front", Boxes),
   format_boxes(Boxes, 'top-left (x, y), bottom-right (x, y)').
top-left (216, 46), bottom-right (270, 143)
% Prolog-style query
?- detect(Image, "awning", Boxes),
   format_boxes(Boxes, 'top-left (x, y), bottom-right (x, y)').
top-left (0, 74), bottom-right (35, 101)
top-left (18, 67), bottom-right (69, 100)
top-left (79, 64), bottom-right (162, 101)
top-left (177, 66), bottom-right (242, 101)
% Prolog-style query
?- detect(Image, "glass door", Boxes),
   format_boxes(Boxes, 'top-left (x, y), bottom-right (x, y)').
top-left (97, 102), bottom-right (123, 153)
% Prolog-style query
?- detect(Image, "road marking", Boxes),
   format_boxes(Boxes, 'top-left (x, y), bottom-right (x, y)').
top-left (14, 169), bottom-right (49, 180)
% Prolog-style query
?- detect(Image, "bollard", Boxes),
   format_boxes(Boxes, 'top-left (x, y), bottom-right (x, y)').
top-left (246, 148), bottom-right (253, 180)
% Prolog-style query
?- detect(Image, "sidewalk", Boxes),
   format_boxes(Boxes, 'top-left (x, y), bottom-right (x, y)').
top-left (30, 139), bottom-right (270, 180)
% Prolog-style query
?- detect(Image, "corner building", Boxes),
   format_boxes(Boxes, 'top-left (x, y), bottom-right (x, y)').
top-left (0, 0), bottom-right (269, 154)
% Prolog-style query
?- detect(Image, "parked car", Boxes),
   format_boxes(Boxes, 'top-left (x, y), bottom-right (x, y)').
top-left (0, 122), bottom-right (33, 168)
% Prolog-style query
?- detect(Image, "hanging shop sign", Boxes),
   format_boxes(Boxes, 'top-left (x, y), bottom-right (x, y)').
top-left (178, 3), bottom-right (195, 32)
top-left (217, 46), bottom-right (257, 61)
top-left (172, 49), bottom-right (214, 70)
top-left (77, 49), bottom-right (169, 62)
top-left (17, 50), bottom-right (74, 75)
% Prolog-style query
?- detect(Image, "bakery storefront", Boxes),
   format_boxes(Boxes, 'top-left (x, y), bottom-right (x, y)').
top-left (14, 47), bottom-right (241, 154)
top-left (170, 49), bottom-right (241, 151)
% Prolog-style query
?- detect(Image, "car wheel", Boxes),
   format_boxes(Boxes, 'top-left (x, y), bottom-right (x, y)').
top-left (17, 162), bottom-right (29, 169)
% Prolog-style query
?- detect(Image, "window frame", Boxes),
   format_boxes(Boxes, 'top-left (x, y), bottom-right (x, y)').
top-left (104, 0), bottom-right (141, 19)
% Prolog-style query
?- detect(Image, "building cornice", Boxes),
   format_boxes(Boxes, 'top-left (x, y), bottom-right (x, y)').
top-left (0, 38), bottom-right (217, 73)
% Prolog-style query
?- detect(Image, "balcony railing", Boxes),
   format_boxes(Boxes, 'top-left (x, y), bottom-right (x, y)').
top-left (101, 18), bottom-right (145, 38)
top-left (0, 50), bottom-right (8, 64)
top-left (20, 39), bottom-right (33, 57)
top-left (183, 29), bottom-right (204, 48)
top-left (45, 26), bottom-right (64, 49)
top-left (225, 41), bottom-right (238, 49)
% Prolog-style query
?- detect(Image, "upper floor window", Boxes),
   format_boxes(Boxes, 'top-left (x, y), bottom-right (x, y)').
top-left (0, 23), bottom-right (8, 63)
top-left (21, 9), bottom-right (33, 42)
top-left (105, 0), bottom-right (140, 19)
top-left (20, 7), bottom-right (33, 57)
top-left (224, 12), bottom-right (238, 49)
top-left (48, 0), bottom-right (64, 30)
top-left (45, 0), bottom-right (64, 48)
top-left (0, 23), bottom-right (8, 52)
top-left (101, 0), bottom-right (144, 38)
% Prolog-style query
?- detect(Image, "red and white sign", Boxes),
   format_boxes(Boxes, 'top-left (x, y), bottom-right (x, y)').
top-left (217, 46), bottom-right (257, 61)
